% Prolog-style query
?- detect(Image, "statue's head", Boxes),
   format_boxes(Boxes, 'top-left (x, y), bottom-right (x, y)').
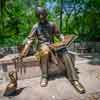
top-left (35, 7), bottom-right (48, 23)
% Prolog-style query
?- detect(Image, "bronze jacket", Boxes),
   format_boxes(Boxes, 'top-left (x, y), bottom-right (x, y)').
top-left (21, 21), bottom-right (63, 57)
top-left (27, 21), bottom-right (61, 45)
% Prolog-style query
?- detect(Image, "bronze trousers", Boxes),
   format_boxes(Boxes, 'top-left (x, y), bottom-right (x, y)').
top-left (39, 44), bottom-right (50, 78)
top-left (57, 50), bottom-right (78, 81)
top-left (39, 43), bottom-right (78, 81)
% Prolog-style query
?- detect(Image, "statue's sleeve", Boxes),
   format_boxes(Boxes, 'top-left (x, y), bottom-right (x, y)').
top-left (22, 24), bottom-right (37, 45)
top-left (20, 24), bottom-right (37, 57)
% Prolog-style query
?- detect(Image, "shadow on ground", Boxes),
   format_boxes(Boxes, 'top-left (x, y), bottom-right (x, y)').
top-left (48, 68), bottom-right (80, 81)
top-left (3, 87), bottom-right (26, 97)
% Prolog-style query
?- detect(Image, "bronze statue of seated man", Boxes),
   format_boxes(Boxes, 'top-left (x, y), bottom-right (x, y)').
top-left (15, 7), bottom-right (85, 94)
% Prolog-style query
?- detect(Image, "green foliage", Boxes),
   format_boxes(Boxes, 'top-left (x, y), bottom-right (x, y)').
top-left (0, 0), bottom-right (100, 47)
top-left (0, 0), bottom-right (37, 46)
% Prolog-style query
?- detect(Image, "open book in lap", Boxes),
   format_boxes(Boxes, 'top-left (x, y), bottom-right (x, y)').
top-left (49, 35), bottom-right (78, 51)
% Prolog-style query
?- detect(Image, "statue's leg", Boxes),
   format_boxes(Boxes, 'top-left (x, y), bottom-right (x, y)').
top-left (58, 50), bottom-right (85, 94)
top-left (62, 52), bottom-right (78, 81)
top-left (39, 44), bottom-right (50, 87)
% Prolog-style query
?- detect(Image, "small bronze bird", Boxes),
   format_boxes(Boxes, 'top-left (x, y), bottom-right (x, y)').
top-left (4, 71), bottom-right (17, 96)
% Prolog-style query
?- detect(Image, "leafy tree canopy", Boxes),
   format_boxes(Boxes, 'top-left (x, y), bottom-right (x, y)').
top-left (0, 0), bottom-right (100, 47)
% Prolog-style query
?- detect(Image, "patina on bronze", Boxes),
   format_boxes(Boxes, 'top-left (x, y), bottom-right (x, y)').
top-left (19, 6), bottom-right (85, 94)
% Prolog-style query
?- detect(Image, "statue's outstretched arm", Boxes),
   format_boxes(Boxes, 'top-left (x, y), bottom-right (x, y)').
top-left (20, 25), bottom-right (37, 58)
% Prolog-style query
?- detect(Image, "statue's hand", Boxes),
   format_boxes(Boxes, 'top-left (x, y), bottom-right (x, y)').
top-left (13, 55), bottom-right (23, 63)
top-left (18, 55), bottom-right (23, 62)
top-left (60, 34), bottom-right (65, 42)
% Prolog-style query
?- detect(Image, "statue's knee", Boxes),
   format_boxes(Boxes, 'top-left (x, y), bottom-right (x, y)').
top-left (42, 50), bottom-right (49, 56)
top-left (39, 46), bottom-right (50, 57)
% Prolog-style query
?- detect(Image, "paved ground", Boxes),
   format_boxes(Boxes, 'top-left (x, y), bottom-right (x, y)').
top-left (0, 53), bottom-right (100, 100)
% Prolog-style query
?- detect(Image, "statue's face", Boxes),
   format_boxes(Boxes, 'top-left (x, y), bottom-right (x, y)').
top-left (35, 7), bottom-right (48, 23)
top-left (38, 14), bottom-right (47, 23)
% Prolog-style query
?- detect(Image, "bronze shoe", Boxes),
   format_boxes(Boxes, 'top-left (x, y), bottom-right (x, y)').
top-left (40, 77), bottom-right (48, 87)
top-left (71, 81), bottom-right (85, 94)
